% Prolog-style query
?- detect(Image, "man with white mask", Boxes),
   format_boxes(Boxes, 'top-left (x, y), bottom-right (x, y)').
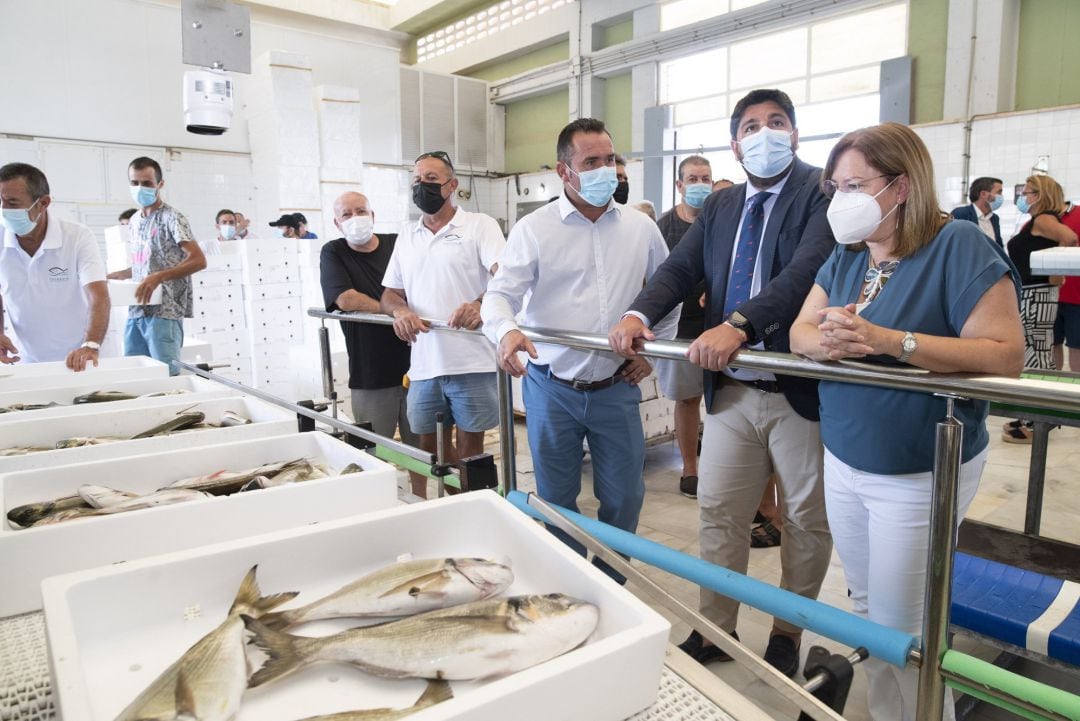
top-left (320, 191), bottom-right (418, 480)
top-left (609, 89), bottom-right (835, 676)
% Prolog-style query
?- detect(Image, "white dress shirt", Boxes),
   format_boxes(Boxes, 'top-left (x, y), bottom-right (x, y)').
top-left (0, 210), bottom-right (106, 363)
top-left (383, 207), bottom-right (504, 381)
top-left (482, 193), bottom-right (679, 382)
top-left (976, 208), bottom-right (996, 241)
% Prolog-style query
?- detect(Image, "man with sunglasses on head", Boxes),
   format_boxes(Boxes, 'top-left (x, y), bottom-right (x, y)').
top-left (482, 118), bottom-right (678, 584)
top-left (381, 151), bottom-right (504, 496)
top-left (609, 89), bottom-right (835, 678)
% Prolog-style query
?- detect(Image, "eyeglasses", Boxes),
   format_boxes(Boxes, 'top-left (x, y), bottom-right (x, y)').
top-left (823, 175), bottom-right (893, 198)
top-left (1020, 190), bottom-right (1040, 197)
top-left (415, 151), bottom-right (454, 170)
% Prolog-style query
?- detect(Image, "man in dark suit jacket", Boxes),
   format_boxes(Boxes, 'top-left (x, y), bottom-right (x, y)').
top-left (609, 89), bottom-right (834, 679)
top-left (951, 176), bottom-right (1004, 246)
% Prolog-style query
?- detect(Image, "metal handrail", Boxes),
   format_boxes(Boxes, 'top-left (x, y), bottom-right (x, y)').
top-left (308, 306), bottom-right (1080, 721)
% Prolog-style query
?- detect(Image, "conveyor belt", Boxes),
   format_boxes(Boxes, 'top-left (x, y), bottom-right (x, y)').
top-left (0, 612), bottom-right (748, 721)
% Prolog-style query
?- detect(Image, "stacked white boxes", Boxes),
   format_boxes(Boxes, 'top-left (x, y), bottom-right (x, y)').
top-left (187, 245), bottom-right (252, 385)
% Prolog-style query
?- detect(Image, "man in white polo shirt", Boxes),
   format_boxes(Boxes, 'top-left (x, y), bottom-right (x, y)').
top-left (0, 163), bottom-right (108, 370)
top-left (381, 151), bottom-right (504, 496)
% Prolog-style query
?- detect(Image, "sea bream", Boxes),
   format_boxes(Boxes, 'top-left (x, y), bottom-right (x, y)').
top-left (113, 565), bottom-right (297, 721)
top-left (245, 593), bottom-right (599, 688)
top-left (294, 681), bottom-right (452, 721)
top-left (258, 557), bottom-right (514, 629)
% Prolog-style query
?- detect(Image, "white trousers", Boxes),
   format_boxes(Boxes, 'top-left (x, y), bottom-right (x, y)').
top-left (823, 447), bottom-right (987, 721)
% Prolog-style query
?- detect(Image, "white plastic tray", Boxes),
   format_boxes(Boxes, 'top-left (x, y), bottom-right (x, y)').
top-left (0, 356), bottom-right (168, 392)
top-left (0, 433), bottom-right (395, 617)
top-left (1029, 247), bottom-right (1080, 274)
top-left (0, 375), bottom-right (233, 422)
top-left (43, 492), bottom-right (669, 721)
top-left (0, 396), bottom-right (295, 474)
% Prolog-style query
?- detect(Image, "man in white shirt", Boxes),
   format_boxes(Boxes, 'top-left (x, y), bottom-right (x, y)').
top-left (381, 151), bottom-right (504, 488)
top-left (950, 176), bottom-right (1004, 247)
top-left (482, 119), bottom-right (677, 582)
top-left (0, 163), bottom-right (109, 370)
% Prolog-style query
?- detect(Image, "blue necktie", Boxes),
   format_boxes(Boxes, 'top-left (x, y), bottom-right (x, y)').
top-left (723, 191), bottom-right (770, 318)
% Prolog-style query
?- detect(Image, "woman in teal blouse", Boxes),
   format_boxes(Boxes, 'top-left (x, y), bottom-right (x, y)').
top-left (790, 122), bottom-right (1024, 721)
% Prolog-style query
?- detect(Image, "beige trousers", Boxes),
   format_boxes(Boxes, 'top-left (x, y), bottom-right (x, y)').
top-left (698, 380), bottom-right (831, 634)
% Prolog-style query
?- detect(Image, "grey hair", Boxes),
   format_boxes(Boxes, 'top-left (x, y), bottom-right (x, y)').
top-left (0, 163), bottom-right (50, 199)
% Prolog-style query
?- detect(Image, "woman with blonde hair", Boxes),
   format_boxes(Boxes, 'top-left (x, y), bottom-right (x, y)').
top-left (790, 122), bottom-right (1024, 721)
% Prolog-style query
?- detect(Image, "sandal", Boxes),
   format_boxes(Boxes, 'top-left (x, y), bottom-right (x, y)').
top-left (1001, 426), bottom-right (1033, 444)
top-left (750, 521), bottom-right (782, 548)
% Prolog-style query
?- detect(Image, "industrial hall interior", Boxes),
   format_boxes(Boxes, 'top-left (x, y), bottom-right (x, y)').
top-left (3, 0), bottom-right (1080, 720)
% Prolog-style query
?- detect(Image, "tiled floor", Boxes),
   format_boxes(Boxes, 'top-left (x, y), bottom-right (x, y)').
top-left (477, 416), bottom-right (1080, 720)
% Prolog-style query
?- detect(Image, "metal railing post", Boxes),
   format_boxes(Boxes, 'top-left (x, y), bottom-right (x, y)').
top-left (317, 322), bottom-right (337, 420)
top-left (916, 396), bottom-right (964, 721)
top-left (497, 369), bottom-right (518, 494)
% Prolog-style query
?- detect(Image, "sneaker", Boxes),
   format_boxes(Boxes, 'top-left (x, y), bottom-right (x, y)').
top-left (1001, 426), bottom-right (1033, 444)
top-left (677, 629), bottom-right (738, 665)
top-left (764, 634), bottom-right (801, 678)
top-left (679, 475), bottom-right (698, 498)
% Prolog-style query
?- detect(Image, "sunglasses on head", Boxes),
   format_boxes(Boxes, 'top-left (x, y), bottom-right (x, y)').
top-left (415, 151), bottom-right (454, 170)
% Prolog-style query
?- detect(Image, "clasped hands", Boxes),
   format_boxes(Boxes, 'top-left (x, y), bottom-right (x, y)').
top-left (815, 303), bottom-right (892, 360)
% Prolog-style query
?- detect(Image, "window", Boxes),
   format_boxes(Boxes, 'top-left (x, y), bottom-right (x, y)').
top-left (660, 0), bottom-right (768, 32)
top-left (416, 0), bottom-right (577, 63)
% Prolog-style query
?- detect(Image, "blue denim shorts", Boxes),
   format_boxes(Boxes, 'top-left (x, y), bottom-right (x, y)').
top-left (1054, 302), bottom-right (1080, 348)
top-left (406, 372), bottom-right (499, 434)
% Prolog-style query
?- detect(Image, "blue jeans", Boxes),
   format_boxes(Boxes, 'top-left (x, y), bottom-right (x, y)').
top-left (406, 372), bottom-right (499, 434)
top-left (523, 363), bottom-right (645, 582)
top-left (125, 317), bottom-right (184, 376)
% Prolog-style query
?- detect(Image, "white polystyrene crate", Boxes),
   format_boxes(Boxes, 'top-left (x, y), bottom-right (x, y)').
top-left (199, 328), bottom-right (252, 348)
top-left (193, 269), bottom-right (243, 289)
top-left (0, 356), bottom-right (168, 392)
top-left (237, 237), bottom-right (297, 259)
top-left (43, 492), bottom-right (668, 721)
top-left (0, 396), bottom-right (295, 474)
top-left (243, 282), bottom-right (302, 302)
top-left (195, 285), bottom-right (244, 305)
top-left (247, 308), bottom-right (305, 334)
top-left (194, 296), bottom-right (246, 320)
top-left (243, 264), bottom-right (298, 286)
top-left (2, 433), bottom-right (394, 617)
top-left (1030, 247), bottom-right (1080, 273)
top-left (180, 337), bottom-right (214, 365)
top-left (106, 279), bottom-right (163, 306)
top-left (210, 341), bottom-right (250, 361)
top-left (0, 375), bottom-right (232, 422)
top-left (184, 315), bottom-right (247, 336)
top-left (203, 246), bottom-right (243, 271)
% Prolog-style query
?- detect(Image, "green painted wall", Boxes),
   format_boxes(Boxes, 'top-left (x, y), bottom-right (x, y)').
top-left (463, 40), bottom-right (570, 82)
top-left (596, 18), bottom-right (633, 50)
top-left (908, 0), bottom-right (948, 123)
top-left (1016, 0), bottom-right (1080, 110)
top-left (602, 73), bottom-right (633, 156)
top-left (504, 89), bottom-right (569, 173)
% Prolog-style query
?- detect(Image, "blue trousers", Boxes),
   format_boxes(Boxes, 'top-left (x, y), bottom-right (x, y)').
top-left (523, 363), bottom-right (646, 581)
top-left (125, 317), bottom-right (184, 376)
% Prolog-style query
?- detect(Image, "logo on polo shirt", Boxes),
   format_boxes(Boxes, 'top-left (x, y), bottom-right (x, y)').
top-left (47, 266), bottom-right (71, 282)
top-left (443, 233), bottom-right (463, 241)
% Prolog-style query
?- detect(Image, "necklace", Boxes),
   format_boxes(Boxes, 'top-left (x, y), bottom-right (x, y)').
top-left (863, 256), bottom-right (899, 304)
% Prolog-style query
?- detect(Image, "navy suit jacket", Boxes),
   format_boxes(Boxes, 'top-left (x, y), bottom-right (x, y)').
top-left (629, 157), bottom-right (834, 421)
top-left (950, 204), bottom-right (1003, 247)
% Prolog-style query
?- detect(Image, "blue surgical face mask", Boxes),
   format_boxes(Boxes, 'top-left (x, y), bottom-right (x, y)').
top-left (1017, 195), bottom-right (1030, 214)
top-left (569, 165), bottom-right (618, 207)
top-left (1, 198), bottom-right (42, 236)
top-left (989, 194), bottom-right (1003, 212)
top-left (738, 127), bottom-right (794, 179)
top-left (130, 185), bottom-right (159, 208)
top-left (683, 183), bottom-right (712, 209)
top-left (219, 224), bottom-right (236, 240)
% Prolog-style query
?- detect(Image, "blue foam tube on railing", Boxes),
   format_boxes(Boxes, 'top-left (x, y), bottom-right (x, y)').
top-left (507, 490), bottom-right (918, 668)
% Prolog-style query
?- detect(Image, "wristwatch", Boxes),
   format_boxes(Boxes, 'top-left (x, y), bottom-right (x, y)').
top-left (81, 341), bottom-right (101, 351)
top-left (726, 311), bottom-right (756, 344)
top-left (897, 332), bottom-right (917, 363)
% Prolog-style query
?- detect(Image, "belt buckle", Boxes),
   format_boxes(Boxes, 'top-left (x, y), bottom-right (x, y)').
top-left (571, 379), bottom-right (590, 392)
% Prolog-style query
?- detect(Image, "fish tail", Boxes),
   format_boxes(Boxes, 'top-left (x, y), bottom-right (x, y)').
top-left (416, 680), bottom-right (453, 708)
top-left (255, 608), bottom-right (297, 631)
top-left (229, 565), bottom-right (299, 618)
top-left (243, 614), bottom-right (319, 688)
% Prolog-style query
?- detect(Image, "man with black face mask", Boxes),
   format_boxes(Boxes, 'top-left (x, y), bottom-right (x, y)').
top-left (381, 152), bottom-right (504, 496)
top-left (609, 89), bottom-right (835, 678)
top-left (613, 154), bottom-right (630, 205)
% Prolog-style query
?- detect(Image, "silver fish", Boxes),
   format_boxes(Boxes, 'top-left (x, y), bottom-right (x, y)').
top-left (339, 463), bottom-right (364, 475)
top-left (167, 458), bottom-right (314, 495)
top-left (293, 681), bottom-right (452, 721)
top-left (72, 390), bottom-right (137, 404)
top-left (0, 445), bottom-right (52, 456)
top-left (0, 402), bottom-right (60, 413)
top-left (78, 485), bottom-right (139, 509)
top-left (219, 410), bottom-right (251, 427)
top-left (260, 558), bottom-right (514, 630)
top-left (54, 436), bottom-right (121, 449)
top-left (138, 390), bottom-right (190, 398)
top-left (31, 488), bottom-right (210, 527)
top-left (114, 566), bottom-right (297, 721)
top-left (7, 494), bottom-right (96, 528)
top-left (131, 411), bottom-right (206, 440)
top-left (245, 593), bottom-right (599, 688)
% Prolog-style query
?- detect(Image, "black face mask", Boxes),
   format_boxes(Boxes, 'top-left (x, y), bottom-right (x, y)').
top-left (613, 180), bottom-right (630, 205)
top-left (412, 181), bottom-right (449, 215)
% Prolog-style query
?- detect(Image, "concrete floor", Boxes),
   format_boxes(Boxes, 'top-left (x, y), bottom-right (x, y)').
top-left (471, 415), bottom-right (1080, 720)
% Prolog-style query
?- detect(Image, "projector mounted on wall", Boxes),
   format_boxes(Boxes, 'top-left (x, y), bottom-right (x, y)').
top-left (183, 69), bottom-right (233, 136)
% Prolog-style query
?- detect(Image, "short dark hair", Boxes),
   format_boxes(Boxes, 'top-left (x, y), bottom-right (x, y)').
top-left (730, 89), bottom-right (797, 139)
top-left (0, 162), bottom-right (50, 199)
top-left (293, 212), bottom-right (307, 225)
top-left (969, 176), bottom-right (1003, 203)
top-left (556, 118), bottom-right (612, 164)
top-left (677, 155), bottom-right (711, 180)
top-left (119, 208), bottom-right (137, 222)
top-left (129, 156), bottom-right (163, 183)
top-left (215, 208), bottom-right (236, 223)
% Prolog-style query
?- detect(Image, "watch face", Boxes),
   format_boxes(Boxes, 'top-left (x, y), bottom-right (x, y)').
top-left (903, 335), bottom-right (916, 351)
